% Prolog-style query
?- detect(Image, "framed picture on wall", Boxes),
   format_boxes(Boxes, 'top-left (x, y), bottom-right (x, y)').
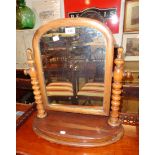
top-left (122, 33), bottom-right (139, 61)
top-left (124, 0), bottom-right (139, 32)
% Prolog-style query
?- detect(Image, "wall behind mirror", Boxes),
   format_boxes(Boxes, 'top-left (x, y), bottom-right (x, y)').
top-left (16, 0), bottom-right (125, 70)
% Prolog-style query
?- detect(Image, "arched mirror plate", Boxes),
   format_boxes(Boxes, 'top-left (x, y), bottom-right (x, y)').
top-left (40, 26), bottom-right (106, 107)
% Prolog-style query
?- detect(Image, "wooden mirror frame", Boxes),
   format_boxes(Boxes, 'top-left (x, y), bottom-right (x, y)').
top-left (30, 18), bottom-right (114, 116)
top-left (24, 18), bottom-right (125, 147)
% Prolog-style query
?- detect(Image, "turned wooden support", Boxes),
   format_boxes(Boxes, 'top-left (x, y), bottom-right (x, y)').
top-left (108, 47), bottom-right (124, 127)
top-left (24, 48), bottom-right (47, 118)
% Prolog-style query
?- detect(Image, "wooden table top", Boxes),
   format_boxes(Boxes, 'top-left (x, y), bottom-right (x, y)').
top-left (16, 111), bottom-right (139, 155)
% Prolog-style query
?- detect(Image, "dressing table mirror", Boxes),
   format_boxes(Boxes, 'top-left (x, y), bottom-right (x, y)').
top-left (24, 18), bottom-right (125, 147)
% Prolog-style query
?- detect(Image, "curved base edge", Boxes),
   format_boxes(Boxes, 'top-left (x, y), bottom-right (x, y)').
top-left (33, 111), bottom-right (124, 147)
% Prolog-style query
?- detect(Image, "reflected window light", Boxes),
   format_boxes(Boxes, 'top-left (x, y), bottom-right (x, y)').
top-left (111, 14), bottom-right (118, 25)
top-left (85, 0), bottom-right (90, 5)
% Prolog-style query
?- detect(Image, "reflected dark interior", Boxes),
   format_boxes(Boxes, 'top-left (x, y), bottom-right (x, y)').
top-left (40, 26), bottom-right (106, 106)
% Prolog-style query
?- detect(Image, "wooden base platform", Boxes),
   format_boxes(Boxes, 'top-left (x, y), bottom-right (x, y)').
top-left (33, 111), bottom-right (124, 147)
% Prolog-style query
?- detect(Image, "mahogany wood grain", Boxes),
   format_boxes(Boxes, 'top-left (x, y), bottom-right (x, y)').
top-left (16, 103), bottom-right (36, 129)
top-left (16, 112), bottom-right (139, 155)
top-left (16, 103), bottom-right (32, 112)
top-left (33, 110), bottom-right (123, 147)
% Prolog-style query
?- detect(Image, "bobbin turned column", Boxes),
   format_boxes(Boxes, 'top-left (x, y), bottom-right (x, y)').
top-left (24, 49), bottom-right (47, 118)
top-left (108, 47), bottom-right (124, 127)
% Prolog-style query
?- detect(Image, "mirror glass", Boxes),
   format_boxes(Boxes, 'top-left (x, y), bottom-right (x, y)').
top-left (39, 26), bottom-right (106, 106)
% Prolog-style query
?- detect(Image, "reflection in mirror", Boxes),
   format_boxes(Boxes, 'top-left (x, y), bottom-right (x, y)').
top-left (39, 26), bottom-right (106, 106)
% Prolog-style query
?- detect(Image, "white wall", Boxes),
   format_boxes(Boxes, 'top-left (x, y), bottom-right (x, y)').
top-left (113, 0), bottom-right (125, 46)
top-left (16, 0), bottom-right (63, 69)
